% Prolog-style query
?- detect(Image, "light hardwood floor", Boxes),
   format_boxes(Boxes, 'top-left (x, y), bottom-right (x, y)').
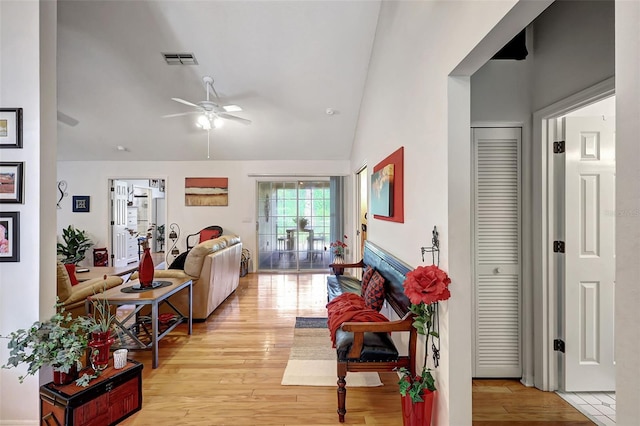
top-left (121, 273), bottom-right (592, 425)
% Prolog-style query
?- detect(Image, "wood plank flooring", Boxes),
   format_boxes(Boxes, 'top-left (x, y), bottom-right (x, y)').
top-left (120, 273), bottom-right (592, 425)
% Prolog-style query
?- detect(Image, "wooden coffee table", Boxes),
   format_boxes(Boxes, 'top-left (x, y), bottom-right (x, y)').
top-left (86, 277), bottom-right (192, 368)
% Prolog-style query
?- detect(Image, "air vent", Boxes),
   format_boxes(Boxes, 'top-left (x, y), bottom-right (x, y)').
top-left (162, 53), bottom-right (198, 65)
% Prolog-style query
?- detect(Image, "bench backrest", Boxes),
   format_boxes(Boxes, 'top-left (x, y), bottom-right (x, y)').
top-left (362, 240), bottom-right (412, 317)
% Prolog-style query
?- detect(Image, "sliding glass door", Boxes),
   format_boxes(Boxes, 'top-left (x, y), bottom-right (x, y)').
top-left (257, 179), bottom-right (341, 271)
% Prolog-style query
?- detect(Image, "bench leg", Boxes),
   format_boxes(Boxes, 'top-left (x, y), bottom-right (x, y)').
top-left (337, 363), bottom-right (347, 422)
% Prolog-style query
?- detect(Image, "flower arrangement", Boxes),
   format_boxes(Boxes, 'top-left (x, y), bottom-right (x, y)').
top-left (398, 264), bottom-right (451, 403)
top-left (330, 235), bottom-right (348, 257)
top-left (126, 224), bottom-right (155, 250)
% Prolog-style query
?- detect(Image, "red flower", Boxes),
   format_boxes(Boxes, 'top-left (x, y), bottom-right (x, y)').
top-left (403, 265), bottom-right (451, 305)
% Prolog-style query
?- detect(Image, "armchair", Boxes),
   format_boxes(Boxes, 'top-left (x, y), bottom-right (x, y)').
top-left (56, 261), bottom-right (123, 318)
top-left (186, 225), bottom-right (223, 251)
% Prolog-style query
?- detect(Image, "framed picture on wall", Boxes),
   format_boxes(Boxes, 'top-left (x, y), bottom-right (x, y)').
top-left (0, 162), bottom-right (24, 204)
top-left (0, 108), bottom-right (23, 149)
top-left (72, 195), bottom-right (90, 212)
top-left (0, 211), bottom-right (20, 262)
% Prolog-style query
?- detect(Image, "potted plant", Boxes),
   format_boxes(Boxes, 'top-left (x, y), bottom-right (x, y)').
top-left (296, 217), bottom-right (309, 230)
top-left (398, 264), bottom-right (451, 426)
top-left (57, 225), bottom-right (93, 265)
top-left (77, 282), bottom-right (117, 372)
top-left (1, 301), bottom-right (88, 385)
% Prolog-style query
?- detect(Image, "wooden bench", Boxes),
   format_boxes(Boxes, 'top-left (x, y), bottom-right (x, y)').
top-left (327, 240), bottom-right (417, 423)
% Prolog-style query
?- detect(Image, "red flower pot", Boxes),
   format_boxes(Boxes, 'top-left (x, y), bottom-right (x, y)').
top-left (88, 331), bottom-right (115, 371)
top-left (52, 365), bottom-right (77, 385)
top-left (401, 390), bottom-right (435, 426)
top-left (138, 247), bottom-right (154, 287)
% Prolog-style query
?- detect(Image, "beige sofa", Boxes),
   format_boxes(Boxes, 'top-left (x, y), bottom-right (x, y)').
top-left (133, 234), bottom-right (242, 320)
top-left (56, 261), bottom-right (123, 318)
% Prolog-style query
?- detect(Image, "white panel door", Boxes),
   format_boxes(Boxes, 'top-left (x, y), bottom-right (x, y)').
top-left (111, 180), bottom-right (128, 267)
top-left (472, 127), bottom-right (522, 378)
top-left (563, 116), bottom-right (615, 391)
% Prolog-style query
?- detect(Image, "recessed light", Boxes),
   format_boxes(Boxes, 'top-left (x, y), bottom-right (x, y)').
top-left (116, 145), bottom-right (128, 151)
top-left (325, 108), bottom-right (335, 115)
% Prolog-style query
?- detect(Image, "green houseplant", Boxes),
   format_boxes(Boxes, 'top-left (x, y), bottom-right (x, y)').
top-left (1, 301), bottom-right (88, 385)
top-left (57, 225), bottom-right (93, 264)
top-left (77, 282), bottom-right (117, 373)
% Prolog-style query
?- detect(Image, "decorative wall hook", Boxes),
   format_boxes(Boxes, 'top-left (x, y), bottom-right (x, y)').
top-left (420, 226), bottom-right (440, 266)
top-left (57, 181), bottom-right (68, 209)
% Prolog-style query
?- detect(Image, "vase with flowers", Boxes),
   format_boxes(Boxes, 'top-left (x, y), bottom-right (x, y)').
top-left (398, 264), bottom-right (451, 426)
top-left (329, 235), bottom-right (348, 275)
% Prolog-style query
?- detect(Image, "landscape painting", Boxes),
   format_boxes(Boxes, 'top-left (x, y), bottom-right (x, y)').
top-left (185, 177), bottom-right (229, 206)
top-left (371, 164), bottom-right (394, 217)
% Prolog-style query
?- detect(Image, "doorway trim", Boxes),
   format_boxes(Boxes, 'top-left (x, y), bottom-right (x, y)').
top-left (532, 76), bottom-right (615, 391)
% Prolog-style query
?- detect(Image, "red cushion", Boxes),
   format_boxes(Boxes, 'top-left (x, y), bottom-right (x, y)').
top-left (361, 265), bottom-right (375, 297)
top-left (364, 270), bottom-right (386, 311)
top-left (199, 229), bottom-right (221, 242)
top-left (64, 263), bottom-right (79, 286)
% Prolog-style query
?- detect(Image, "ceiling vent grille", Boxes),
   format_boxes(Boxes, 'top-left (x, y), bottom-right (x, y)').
top-left (162, 53), bottom-right (198, 65)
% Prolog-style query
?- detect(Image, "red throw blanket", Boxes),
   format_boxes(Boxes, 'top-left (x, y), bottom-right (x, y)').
top-left (326, 293), bottom-right (389, 347)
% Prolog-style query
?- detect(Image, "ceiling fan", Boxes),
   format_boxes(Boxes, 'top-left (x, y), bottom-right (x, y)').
top-left (165, 76), bottom-right (251, 128)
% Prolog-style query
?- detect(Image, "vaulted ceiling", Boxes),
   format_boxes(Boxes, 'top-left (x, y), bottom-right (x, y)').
top-left (56, 1), bottom-right (381, 161)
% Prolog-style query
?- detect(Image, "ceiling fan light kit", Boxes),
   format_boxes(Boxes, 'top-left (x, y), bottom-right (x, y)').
top-left (168, 75), bottom-right (251, 127)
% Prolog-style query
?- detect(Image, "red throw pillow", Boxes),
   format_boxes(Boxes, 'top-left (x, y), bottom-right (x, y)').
top-left (64, 263), bottom-right (79, 286)
top-left (199, 229), bottom-right (221, 242)
top-left (364, 270), bottom-right (386, 311)
top-left (361, 265), bottom-right (375, 297)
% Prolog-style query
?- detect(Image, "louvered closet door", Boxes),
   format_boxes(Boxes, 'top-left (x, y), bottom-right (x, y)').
top-left (472, 127), bottom-right (522, 378)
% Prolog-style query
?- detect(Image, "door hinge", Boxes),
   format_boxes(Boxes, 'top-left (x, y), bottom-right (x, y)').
top-left (553, 241), bottom-right (565, 253)
top-left (111, 220), bottom-right (115, 226)
top-left (553, 141), bottom-right (565, 154)
top-left (554, 339), bottom-right (565, 353)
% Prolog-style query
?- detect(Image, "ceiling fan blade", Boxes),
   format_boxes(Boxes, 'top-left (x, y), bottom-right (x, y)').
top-left (171, 97), bottom-right (199, 108)
top-left (219, 113), bottom-right (251, 125)
top-left (57, 111), bottom-right (79, 127)
top-left (223, 105), bottom-right (242, 112)
top-left (162, 111), bottom-right (197, 118)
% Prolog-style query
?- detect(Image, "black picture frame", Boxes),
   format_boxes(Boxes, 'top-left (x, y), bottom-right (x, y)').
top-left (0, 108), bottom-right (23, 149)
top-left (0, 161), bottom-right (24, 204)
top-left (72, 195), bottom-right (90, 213)
top-left (0, 211), bottom-right (20, 262)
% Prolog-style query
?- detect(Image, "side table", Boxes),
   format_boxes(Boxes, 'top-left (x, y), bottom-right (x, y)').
top-left (40, 360), bottom-right (143, 425)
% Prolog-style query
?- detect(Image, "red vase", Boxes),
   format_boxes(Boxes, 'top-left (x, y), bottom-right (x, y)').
top-left (138, 247), bottom-right (154, 287)
top-left (401, 391), bottom-right (435, 426)
top-left (52, 365), bottom-right (77, 385)
top-left (88, 331), bottom-right (115, 371)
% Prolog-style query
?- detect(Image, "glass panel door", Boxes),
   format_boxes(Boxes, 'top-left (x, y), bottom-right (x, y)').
top-left (257, 180), bottom-right (332, 271)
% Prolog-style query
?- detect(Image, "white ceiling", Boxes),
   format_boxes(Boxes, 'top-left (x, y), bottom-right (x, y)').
top-left (56, 1), bottom-right (381, 161)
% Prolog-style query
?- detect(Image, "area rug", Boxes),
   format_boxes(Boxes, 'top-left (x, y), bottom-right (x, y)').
top-left (281, 317), bottom-right (382, 387)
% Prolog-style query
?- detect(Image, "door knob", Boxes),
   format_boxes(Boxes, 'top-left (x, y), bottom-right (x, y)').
top-left (495, 267), bottom-right (502, 274)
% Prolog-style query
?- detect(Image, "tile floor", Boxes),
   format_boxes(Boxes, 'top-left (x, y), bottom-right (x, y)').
top-left (558, 391), bottom-right (616, 425)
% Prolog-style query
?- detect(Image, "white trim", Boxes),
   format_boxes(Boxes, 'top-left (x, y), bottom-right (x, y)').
top-left (532, 76), bottom-right (615, 391)
top-left (471, 121), bottom-right (524, 128)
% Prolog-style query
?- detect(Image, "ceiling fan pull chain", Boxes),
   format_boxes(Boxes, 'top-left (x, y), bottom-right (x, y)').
top-left (207, 129), bottom-right (211, 159)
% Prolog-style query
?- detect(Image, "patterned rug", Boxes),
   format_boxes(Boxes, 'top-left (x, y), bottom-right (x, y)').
top-left (280, 317), bottom-right (382, 387)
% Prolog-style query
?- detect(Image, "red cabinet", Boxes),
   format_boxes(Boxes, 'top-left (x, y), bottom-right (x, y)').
top-left (40, 361), bottom-right (142, 425)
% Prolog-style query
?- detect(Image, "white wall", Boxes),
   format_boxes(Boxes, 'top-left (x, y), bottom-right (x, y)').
top-left (57, 160), bottom-right (350, 269)
top-left (350, 2), bottom-right (532, 424)
top-left (0, 1), bottom-right (58, 424)
top-left (614, 1), bottom-right (640, 423)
